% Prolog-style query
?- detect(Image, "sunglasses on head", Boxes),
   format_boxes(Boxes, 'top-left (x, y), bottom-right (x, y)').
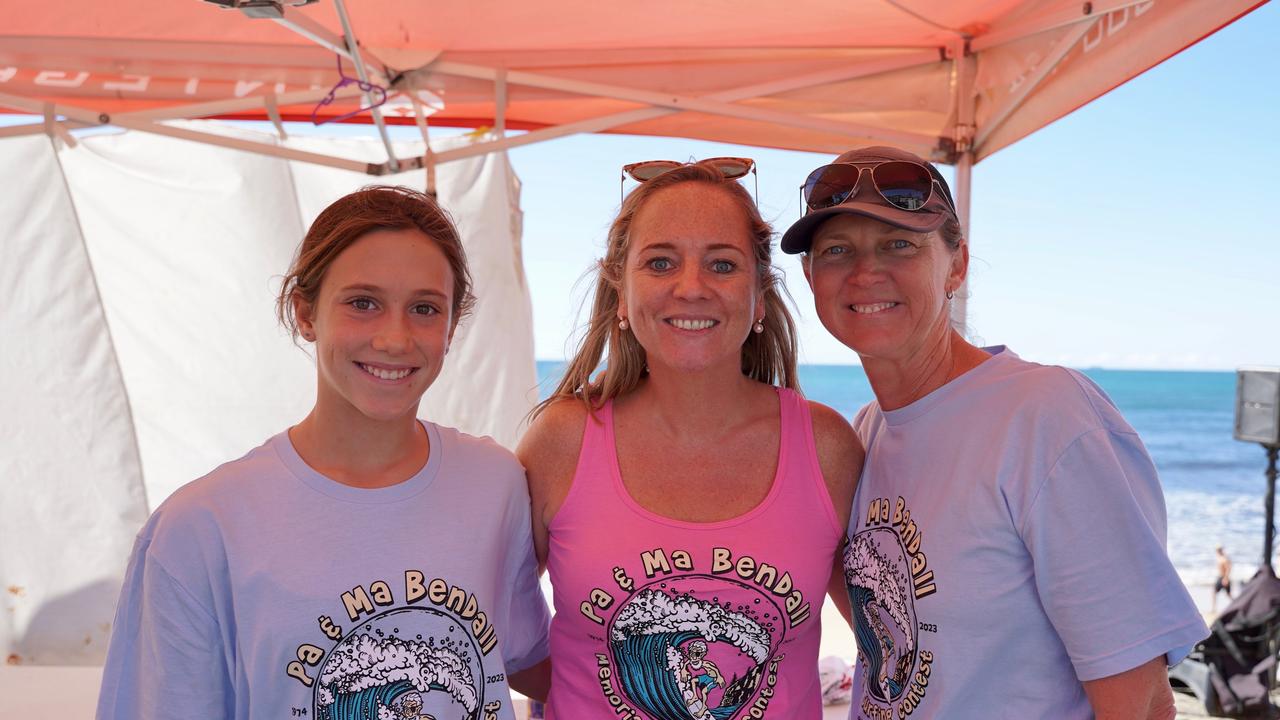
top-left (800, 160), bottom-right (953, 214)
top-left (620, 156), bottom-right (757, 202)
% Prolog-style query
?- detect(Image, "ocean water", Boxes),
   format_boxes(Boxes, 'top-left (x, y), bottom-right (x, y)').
top-left (535, 361), bottom-right (1273, 604)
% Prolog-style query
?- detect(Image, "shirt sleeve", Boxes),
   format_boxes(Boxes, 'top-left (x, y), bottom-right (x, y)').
top-left (96, 530), bottom-right (234, 720)
top-left (497, 487), bottom-right (552, 674)
top-left (1018, 427), bottom-right (1208, 681)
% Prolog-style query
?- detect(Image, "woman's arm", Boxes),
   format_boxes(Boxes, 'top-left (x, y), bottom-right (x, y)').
top-left (508, 657), bottom-right (552, 703)
top-left (809, 401), bottom-right (862, 627)
top-left (1014, 406), bottom-right (1204, 709)
top-left (808, 401), bottom-right (863, 531)
top-left (516, 399), bottom-right (587, 573)
top-left (1082, 656), bottom-right (1177, 720)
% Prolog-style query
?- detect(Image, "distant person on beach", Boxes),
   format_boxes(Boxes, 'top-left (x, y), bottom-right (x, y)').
top-left (520, 159), bottom-right (862, 718)
top-left (96, 187), bottom-right (550, 720)
top-left (783, 146), bottom-right (1209, 720)
top-left (1213, 545), bottom-right (1233, 612)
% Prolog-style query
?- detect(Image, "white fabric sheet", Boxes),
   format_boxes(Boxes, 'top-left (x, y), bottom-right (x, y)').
top-left (0, 125), bottom-right (535, 664)
top-left (0, 135), bottom-right (148, 665)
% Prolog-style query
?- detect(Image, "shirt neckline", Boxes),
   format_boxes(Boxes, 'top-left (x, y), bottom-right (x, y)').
top-left (271, 420), bottom-right (443, 504)
top-left (881, 346), bottom-right (1012, 426)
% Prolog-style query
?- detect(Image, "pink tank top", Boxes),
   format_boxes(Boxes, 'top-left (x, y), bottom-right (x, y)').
top-left (546, 387), bottom-right (842, 720)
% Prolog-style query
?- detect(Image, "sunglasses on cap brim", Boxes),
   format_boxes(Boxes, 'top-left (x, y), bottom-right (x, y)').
top-left (620, 156), bottom-right (757, 203)
top-left (800, 160), bottom-right (954, 214)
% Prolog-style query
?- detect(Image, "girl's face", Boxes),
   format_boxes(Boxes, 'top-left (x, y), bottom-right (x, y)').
top-left (296, 228), bottom-right (456, 425)
top-left (618, 183), bottom-right (763, 377)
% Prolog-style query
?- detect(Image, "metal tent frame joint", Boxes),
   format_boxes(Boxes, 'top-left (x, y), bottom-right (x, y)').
top-left (200, 0), bottom-right (319, 19)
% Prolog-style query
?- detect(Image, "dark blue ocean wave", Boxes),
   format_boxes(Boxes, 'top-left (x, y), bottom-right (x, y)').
top-left (611, 631), bottom-right (755, 720)
top-left (613, 631), bottom-right (704, 720)
top-left (326, 678), bottom-right (414, 720)
top-left (850, 585), bottom-right (894, 702)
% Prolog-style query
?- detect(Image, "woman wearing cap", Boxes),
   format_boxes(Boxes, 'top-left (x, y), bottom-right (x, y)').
top-left (518, 159), bottom-right (862, 718)
top-left (782, 146), bottom-right (1206, 719)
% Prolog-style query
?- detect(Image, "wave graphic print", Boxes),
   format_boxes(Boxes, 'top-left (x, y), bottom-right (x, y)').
top-left (845, 528), bottom-right (918, 703)
top-left (607, 577), bottom-right (781, 720)
top-left (316, 607), bottom-right (482, 720)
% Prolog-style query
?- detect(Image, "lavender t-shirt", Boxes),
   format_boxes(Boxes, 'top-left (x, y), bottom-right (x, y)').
top-left (842, 347), bottom-right (1206, 720)
top-left (98, 421), bottom-right (549, 720)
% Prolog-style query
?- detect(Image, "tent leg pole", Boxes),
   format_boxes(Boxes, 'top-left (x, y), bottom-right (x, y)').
top-left (948, 44), bottom-right (976, 336)
top-left (495, 69), bottom-right (507, 137)
top-left (952, 150), bottom-right (973, 332)
top-left (1265, 445), bottom-right (1277, 573)
top-left (411, 98), bottom-right (436, 197)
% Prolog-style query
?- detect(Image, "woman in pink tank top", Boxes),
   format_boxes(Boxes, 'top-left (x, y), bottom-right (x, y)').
top-left (518, 160), bottom-right (864, 719)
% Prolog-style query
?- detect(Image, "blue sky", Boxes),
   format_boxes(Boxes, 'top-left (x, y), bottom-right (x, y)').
top-left (6, 4), bottom-right (1276, 370)
top-left (510, 2), bottom-right (1278, 369)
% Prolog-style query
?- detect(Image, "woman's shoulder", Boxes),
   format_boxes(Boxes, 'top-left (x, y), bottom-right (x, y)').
top-left (805, 400), bottom-right (858, 446)
top-left (804, 397), bottom-right (846, 421)
top-left (517, 397), bottom-right (591, 496)
top-left (805, 400), bottom-right (863, 505)
top-left (519, 398), bottom-right (590, 457)
top-left (981, 349), bottom-right (1131, 435)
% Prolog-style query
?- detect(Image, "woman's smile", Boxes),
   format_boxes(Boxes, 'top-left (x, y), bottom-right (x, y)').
top-left (666, 317), bottom-right (719, 332)
top-left (849, 301), bottom-right (900, 315)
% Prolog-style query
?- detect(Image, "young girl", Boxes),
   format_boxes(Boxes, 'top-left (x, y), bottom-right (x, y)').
top-left (97, 186), bottom-right (549, 720)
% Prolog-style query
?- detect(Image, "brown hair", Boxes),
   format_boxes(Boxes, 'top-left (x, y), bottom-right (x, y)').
top-left (536, 163), bottom-right (799, 417)
top-left (277, 185), bottom-right (477, 336)
top-left (938, 216), bottom-right (964, 250)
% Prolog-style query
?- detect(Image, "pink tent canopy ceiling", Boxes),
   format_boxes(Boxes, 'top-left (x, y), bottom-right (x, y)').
top-left (0, 0), bottom-right (1265, 163)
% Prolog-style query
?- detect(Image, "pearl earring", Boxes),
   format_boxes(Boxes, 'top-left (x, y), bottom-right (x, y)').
top-left (753, 320), bottom-right (764, 334)
top-left (619, 318), bottom-right (629, 331)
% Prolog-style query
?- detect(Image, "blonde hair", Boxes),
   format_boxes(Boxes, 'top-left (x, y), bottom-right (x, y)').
top-left (536, 163), bottom-right (798, 417)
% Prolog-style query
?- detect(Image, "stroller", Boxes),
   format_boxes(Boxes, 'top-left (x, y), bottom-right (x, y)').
top-left (1170, 568), bottom-right (1280, 717)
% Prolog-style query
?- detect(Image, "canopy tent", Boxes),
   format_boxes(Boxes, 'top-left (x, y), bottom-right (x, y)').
top-left (1, 0), bottom-right (1264, 160)
top-left (1, 0), bottom-right (1264, 328)
top-left (0, 0), bottom-right (1267, 690)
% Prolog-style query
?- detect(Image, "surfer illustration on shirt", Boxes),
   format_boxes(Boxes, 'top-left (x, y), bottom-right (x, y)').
top-left (393, 691), bottom-right (436, 719)
top-left (677, 639), bottom-right (725, 708)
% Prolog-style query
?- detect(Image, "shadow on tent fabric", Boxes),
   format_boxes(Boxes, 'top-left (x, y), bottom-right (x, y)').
top-left (1171, 568), bottom-right (1280, 718)
top-left (10, 578), bottom-right (120, 666)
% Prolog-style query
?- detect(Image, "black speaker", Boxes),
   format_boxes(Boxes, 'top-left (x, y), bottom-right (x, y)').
top-left (1236, 367), bottom-right (1280, 446)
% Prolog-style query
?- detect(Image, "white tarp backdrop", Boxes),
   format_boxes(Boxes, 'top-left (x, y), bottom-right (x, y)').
top-left (0, 124), bottom-right (536, 664)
